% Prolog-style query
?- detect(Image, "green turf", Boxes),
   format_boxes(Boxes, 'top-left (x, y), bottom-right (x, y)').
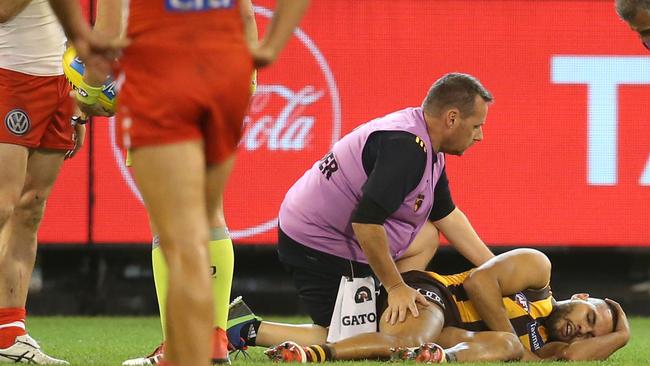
top-left (25, 316), bottom-right (649, 365)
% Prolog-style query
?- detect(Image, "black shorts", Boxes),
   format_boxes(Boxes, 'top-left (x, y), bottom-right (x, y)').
top-left (378, 270), bottom-right (461, 328)
top-left (277, 227), bottom-right (375, 327)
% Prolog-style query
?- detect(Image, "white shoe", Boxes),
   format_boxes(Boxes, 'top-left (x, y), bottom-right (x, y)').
top-left (0, 334), bottom-right (69, 365)
top-left (121, 355), bottom-right (163, 366)
top-left (122, 343), bottom-right (164, 366)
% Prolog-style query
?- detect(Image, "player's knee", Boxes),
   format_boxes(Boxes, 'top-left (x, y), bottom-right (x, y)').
top-left (497, 332), bottom-right (524, 361)
top-left (13, 190), bottom-right (47, 230)
top-left (159, 228), bottom-right (210, 267)
top-left (158, 226), bottom-right (209, 251)
top-left (0, 193), bottom-right (20, 226)
top-left (0, 205), bottom-right (15, 227)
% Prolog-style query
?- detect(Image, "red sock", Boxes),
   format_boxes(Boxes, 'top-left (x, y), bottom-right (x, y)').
top-left (211, 327), bottom-right (229, 362)
top-left (0, 308), bottom-right (26, 349)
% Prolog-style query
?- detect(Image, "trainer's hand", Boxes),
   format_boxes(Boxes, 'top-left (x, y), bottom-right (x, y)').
top-left (65, 119), bottom-right (86, 160)
top-left (385, 282), bottom-right (429, 325)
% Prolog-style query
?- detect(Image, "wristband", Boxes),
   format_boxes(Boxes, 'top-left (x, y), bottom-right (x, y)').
top-left (71, 115), bottom-right (89, 125)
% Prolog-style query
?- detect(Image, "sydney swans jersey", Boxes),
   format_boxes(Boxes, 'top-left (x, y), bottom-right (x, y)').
top-left (279, 107), bottom-right (446, 263)
top-left (0, 0), bottom-right (66, 76)
top-left (427, 270), bottom-right (553, 352)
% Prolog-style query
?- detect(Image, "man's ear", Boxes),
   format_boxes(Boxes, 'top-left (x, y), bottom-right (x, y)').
top-left (445, 108), bottom-right (459, 128)
top-left (571, 293), bottom-right (590, 300)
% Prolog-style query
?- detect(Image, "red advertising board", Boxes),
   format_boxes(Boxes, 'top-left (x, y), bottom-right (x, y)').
top-left (39, 0), bottom-right (650, 246)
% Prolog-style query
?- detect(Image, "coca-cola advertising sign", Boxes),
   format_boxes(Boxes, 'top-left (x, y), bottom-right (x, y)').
top-left (38, 0), bottom-right (649, 246)
top-left (228, 6), bottom-right (341, 239)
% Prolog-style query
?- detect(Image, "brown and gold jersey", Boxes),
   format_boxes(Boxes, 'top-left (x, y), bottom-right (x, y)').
top-left (422, 270), bottom-right (554, 352)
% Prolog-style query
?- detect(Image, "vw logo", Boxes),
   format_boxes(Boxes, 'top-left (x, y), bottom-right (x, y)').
top-left (4, 109), bottom-right (30, 136)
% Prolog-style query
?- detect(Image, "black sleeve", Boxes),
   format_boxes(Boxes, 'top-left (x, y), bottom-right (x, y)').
top-left (428, 167), bottom-right (456, 221)
top-left (351, 131), bottom-right (427, 224)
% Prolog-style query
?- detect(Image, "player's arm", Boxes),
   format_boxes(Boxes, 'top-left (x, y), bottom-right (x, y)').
top-left (463, 249), bottom-right (552, 334)
top-left (83, 0), bottom-right (122, 87)
top-left (49, 0), bottom-right (125, 63)
top-left (430, 172), bottom-right (493, 266)
top-left (239, 0), bottom-right (258, 92)
top-left (351, 132), bottom-right (430, 324)
top-left (47, 0), bottom-right (91, 43)
top-left (250, 0), bottom-right (309, 67)
top-left (93, 0), bottom-right (122, 38)
top-left (0, 0), bottom-right (31, 23)
top-left (535, 299), bottom-right (629, 361)
top-left (239, 0), bottom-right (259, 48)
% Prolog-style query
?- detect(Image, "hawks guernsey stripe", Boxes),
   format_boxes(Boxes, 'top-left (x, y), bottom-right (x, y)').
top-left (424, 270), bottom-right (553, 352)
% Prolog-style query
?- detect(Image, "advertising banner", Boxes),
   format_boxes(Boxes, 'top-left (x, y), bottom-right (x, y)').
top-left (40, 0), bottom-right (650, 246)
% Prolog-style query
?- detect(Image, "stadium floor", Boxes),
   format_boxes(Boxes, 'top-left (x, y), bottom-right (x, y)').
top-left (27, 316), bottom-right (649, 365)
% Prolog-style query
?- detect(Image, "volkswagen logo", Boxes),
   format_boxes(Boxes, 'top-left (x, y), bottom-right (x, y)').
top-left (4, 109), bottom-right (30, 136)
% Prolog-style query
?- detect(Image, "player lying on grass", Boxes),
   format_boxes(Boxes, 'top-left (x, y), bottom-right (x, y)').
top-left (227, 248), bottom-right (629, 362)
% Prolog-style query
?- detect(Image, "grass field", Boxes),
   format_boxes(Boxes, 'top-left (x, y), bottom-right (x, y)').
top-left (26, 316), bottom-right (649, 366)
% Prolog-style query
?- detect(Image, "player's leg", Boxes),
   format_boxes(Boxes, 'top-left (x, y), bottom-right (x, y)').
top-left (0, 143), bottom-right (29, 348)
top-left (396, 221), bottom-right (440, 273)
top-left (266, 303), bottom-right (445, 362)
top-left (122, 189), bottom-right (167, 366)
top-left (0, 69), bottom-right (74, 364)
top-left (150, 231), bottom-right (168, 339)
top-left (0, 148), bottom-right (71, 365)
top-left (331, 303), bottom-right (444, 360)
top-left (0, 68), bottom-right (39, 326)
top-left (436, 326), bottom-right (524, 362)
top-left (200, 46), bottom-right (253, 361)
top-left (256, 322), bottom-right (328, 347)
top-left (204, 155), bottom-right (236, 363)
top-left (1, 149), bottom-right (65, 307)
top-left (130, 141), bottom-right (212, 366)
top-left (124, 193), bottom-right (236, 365)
